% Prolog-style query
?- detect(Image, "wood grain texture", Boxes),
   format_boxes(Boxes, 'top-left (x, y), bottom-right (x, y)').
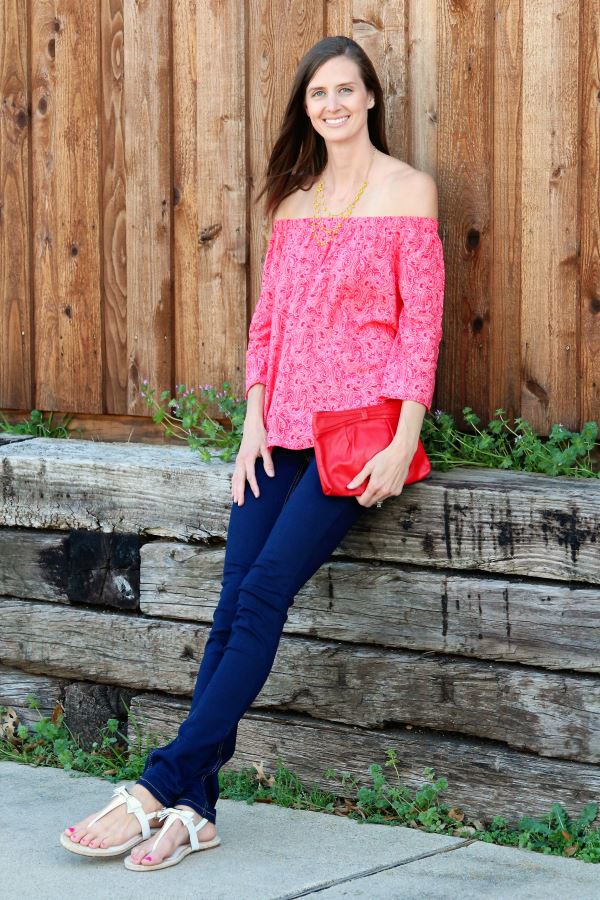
top-left (0, 0), bottom-right (31, 410)
top-left (408, 0), bottom-right (438, 176)
top-left (123, 0), bottom-right (171, 412)
top-left (31, 1), bottom-right (102, 411)
top-left (521, 0), bottom-right (580, 432)
top-left (0, 437), bottom-right (233, 539)
top-left (579, 0), bottom-right (600, 425)
top-left (325, 0), bottom-right (352, 36)
top-left (99, 0), bottom-right (128, 414)
top-left (353, 0), bottom-right (407, 156)
top-left (0, 527), bottom-right (69, 601)
top-left (0, 526), bottom-right (139, 609)
top-left (128, 694), bottom-right (600, 828)
top-left (0, 408), bottom-right (204, 443)
top-left (172, 0), bottom-right (247, 401)
top-left (3, 598), bottom-right (600, 762)
top-left (1, 438), bottom-right (599, 581)
top-left (490, 0), bottom-right (522, 424)
top-left (0, 433), bottom-right (34, 445)
top-left (436, 0), bottom-right (493, 431)
top-left (0, 664), bottom-right (65, 724)
top-left (337, 466), bottom-right (600, 584)
top-left (139, 540), bottom-right (600, 672)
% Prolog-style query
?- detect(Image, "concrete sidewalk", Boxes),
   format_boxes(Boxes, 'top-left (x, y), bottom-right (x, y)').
top-left (2, 759), bottom-right (597, 899)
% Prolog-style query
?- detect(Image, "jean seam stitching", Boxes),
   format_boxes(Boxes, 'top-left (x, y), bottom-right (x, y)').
top-left (199, 741), bottom-right (225, 790)
top-left (143, 739), bottom-right (225, 819)
top-left (282, 459), bottom-right (306, 506)
top-left (201, 739), bottom-right (225, 782)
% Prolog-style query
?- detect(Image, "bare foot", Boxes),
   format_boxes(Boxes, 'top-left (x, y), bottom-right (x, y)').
top-left (63, 784), bottom-right (164, 850)
top-left (129, 805), bottom-right (217, 866)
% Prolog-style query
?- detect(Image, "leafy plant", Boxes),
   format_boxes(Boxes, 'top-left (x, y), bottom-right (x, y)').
top-left (0, 408), bottom-right (80, 439)
top-left (139, 380), bottom-right (244, 462)
top-left (422, 407), bottom-right (599, 478)
top-left (141, 380), bottom-right (600, 478)
top-left (0, 697), bottom-right (142, 781)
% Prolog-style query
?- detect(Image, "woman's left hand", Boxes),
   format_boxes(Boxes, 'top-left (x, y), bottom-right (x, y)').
top-left (346, 442), bottom-right (414, 507)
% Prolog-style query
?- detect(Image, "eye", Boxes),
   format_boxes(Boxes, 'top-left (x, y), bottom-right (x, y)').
top-left (311, 87), bottom-right (353, 97)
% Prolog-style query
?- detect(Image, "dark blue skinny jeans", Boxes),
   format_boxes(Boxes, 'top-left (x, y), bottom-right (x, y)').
top-left (135, 445), bottom-right (367, 824)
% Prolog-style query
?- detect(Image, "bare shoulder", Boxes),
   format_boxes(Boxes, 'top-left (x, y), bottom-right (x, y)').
top-left (378, 159), bottom-right (439, 218)
top-left (272, 184), bottom-right (313, 221)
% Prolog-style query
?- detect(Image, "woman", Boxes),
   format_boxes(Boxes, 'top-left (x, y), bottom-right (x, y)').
top-left (61, 34), bottom-right (444, 871)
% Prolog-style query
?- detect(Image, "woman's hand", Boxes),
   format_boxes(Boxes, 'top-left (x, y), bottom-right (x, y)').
top-left (231, 419), bottom-right (275, 506)
top-left (346, 442), bottom-right (414, 507)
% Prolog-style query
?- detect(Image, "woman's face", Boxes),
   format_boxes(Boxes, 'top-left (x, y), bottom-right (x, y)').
top-left (304, 56), bottom-right (374, 143)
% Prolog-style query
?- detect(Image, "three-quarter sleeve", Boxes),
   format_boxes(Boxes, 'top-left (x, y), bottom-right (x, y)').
top-left (245, 231), bottom-right (278, 400)
top-left (377, 219), bottom-right (445, 412)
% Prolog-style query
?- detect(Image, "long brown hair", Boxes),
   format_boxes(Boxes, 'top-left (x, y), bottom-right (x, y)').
top-left (254, 36), bottom-right (390, 220)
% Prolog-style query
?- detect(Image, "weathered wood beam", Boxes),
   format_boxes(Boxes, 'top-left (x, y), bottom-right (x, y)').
top-left (2, 599), bottom-right (599, 763)
top-left (128, 694), bottom-right (600, 830)
top-left (1, 438), bottom-right (598, 581)
top-left (0, 665), bottom-right (65, 724)
top-left (0, 528), bottom-right (139, 609)
top-left (140, 542), bottom-right (600, 671)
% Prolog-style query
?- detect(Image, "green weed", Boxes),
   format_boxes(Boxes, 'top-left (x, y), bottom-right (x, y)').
top-left (0, 408), bottom-right (80, 439)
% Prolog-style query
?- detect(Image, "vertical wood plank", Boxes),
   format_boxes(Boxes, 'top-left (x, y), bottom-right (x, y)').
top-left (579, 0), bottom-right (600, 424)
top-left (408, 0), bottom-right (439, 176)
top-left (521, 0), bottom-right (579, 432)
top-left (0, 0), bottom-right (31, 409)
top-left (123, 0), bottom-right (171, 412)
top-left (489, 1), bottom-right (523, 424)
top-left (408, 0), bottom-right (443, 415)
top-left (247, 2), bottom-right (323, 327)
top-left (172, 0), bottom-right (199, 397)
top-left (437, 0), bottom-right (493, 428)
top-left (353, 1), bottom-right (408, 159)
top-left (325, 0), bottom-right (352, 36)
top-left (99, 0), bottom-right (128, 415)
top-left (31, 0), bottom-right (102, 412)
top-left (171, 0), bottom-right (246, 400)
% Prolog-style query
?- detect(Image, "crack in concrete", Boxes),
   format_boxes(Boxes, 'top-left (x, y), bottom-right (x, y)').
top-left (273, 837), bottom-right (479, 898)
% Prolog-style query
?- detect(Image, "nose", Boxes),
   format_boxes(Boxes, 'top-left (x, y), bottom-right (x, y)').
top-left (323, 94), bottom-right (343, 113)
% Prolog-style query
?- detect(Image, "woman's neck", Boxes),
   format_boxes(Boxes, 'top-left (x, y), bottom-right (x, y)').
top-left (320, 140), bottom-right (377, 203)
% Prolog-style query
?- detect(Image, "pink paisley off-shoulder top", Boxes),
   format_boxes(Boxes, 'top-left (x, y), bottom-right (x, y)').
top-left (245, 214), bottom-right (445, 452)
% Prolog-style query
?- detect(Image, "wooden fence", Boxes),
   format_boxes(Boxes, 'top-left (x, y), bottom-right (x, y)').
top-left (1, 0), bottom-right (598, 439)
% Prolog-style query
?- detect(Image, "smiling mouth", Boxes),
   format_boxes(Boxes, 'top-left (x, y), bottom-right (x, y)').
top-left (323, 115), bottom-right (350, 126)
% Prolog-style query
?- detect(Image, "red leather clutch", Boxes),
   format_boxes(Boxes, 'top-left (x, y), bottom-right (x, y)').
top-left (311, 398), bottom-right (431, 497)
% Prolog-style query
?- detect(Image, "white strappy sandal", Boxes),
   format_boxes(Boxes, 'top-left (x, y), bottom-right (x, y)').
top-left (60, 785), bottom-right (165, 857)
top-left (123, 807), bottom-right (221, 871)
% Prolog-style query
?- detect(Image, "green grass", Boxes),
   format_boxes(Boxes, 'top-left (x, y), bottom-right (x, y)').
top-left (2, 696), bottom-right (599, 863)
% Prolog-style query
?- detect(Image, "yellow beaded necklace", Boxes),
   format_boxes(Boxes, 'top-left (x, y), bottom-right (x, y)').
top-left (309, 146), bottom-right (377, 247)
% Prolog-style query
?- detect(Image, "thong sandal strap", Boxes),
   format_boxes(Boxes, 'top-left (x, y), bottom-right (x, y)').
top-left (151, 808), bottom-right (209, 854)
top-left (86, 785), bottom-right (160, 841)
